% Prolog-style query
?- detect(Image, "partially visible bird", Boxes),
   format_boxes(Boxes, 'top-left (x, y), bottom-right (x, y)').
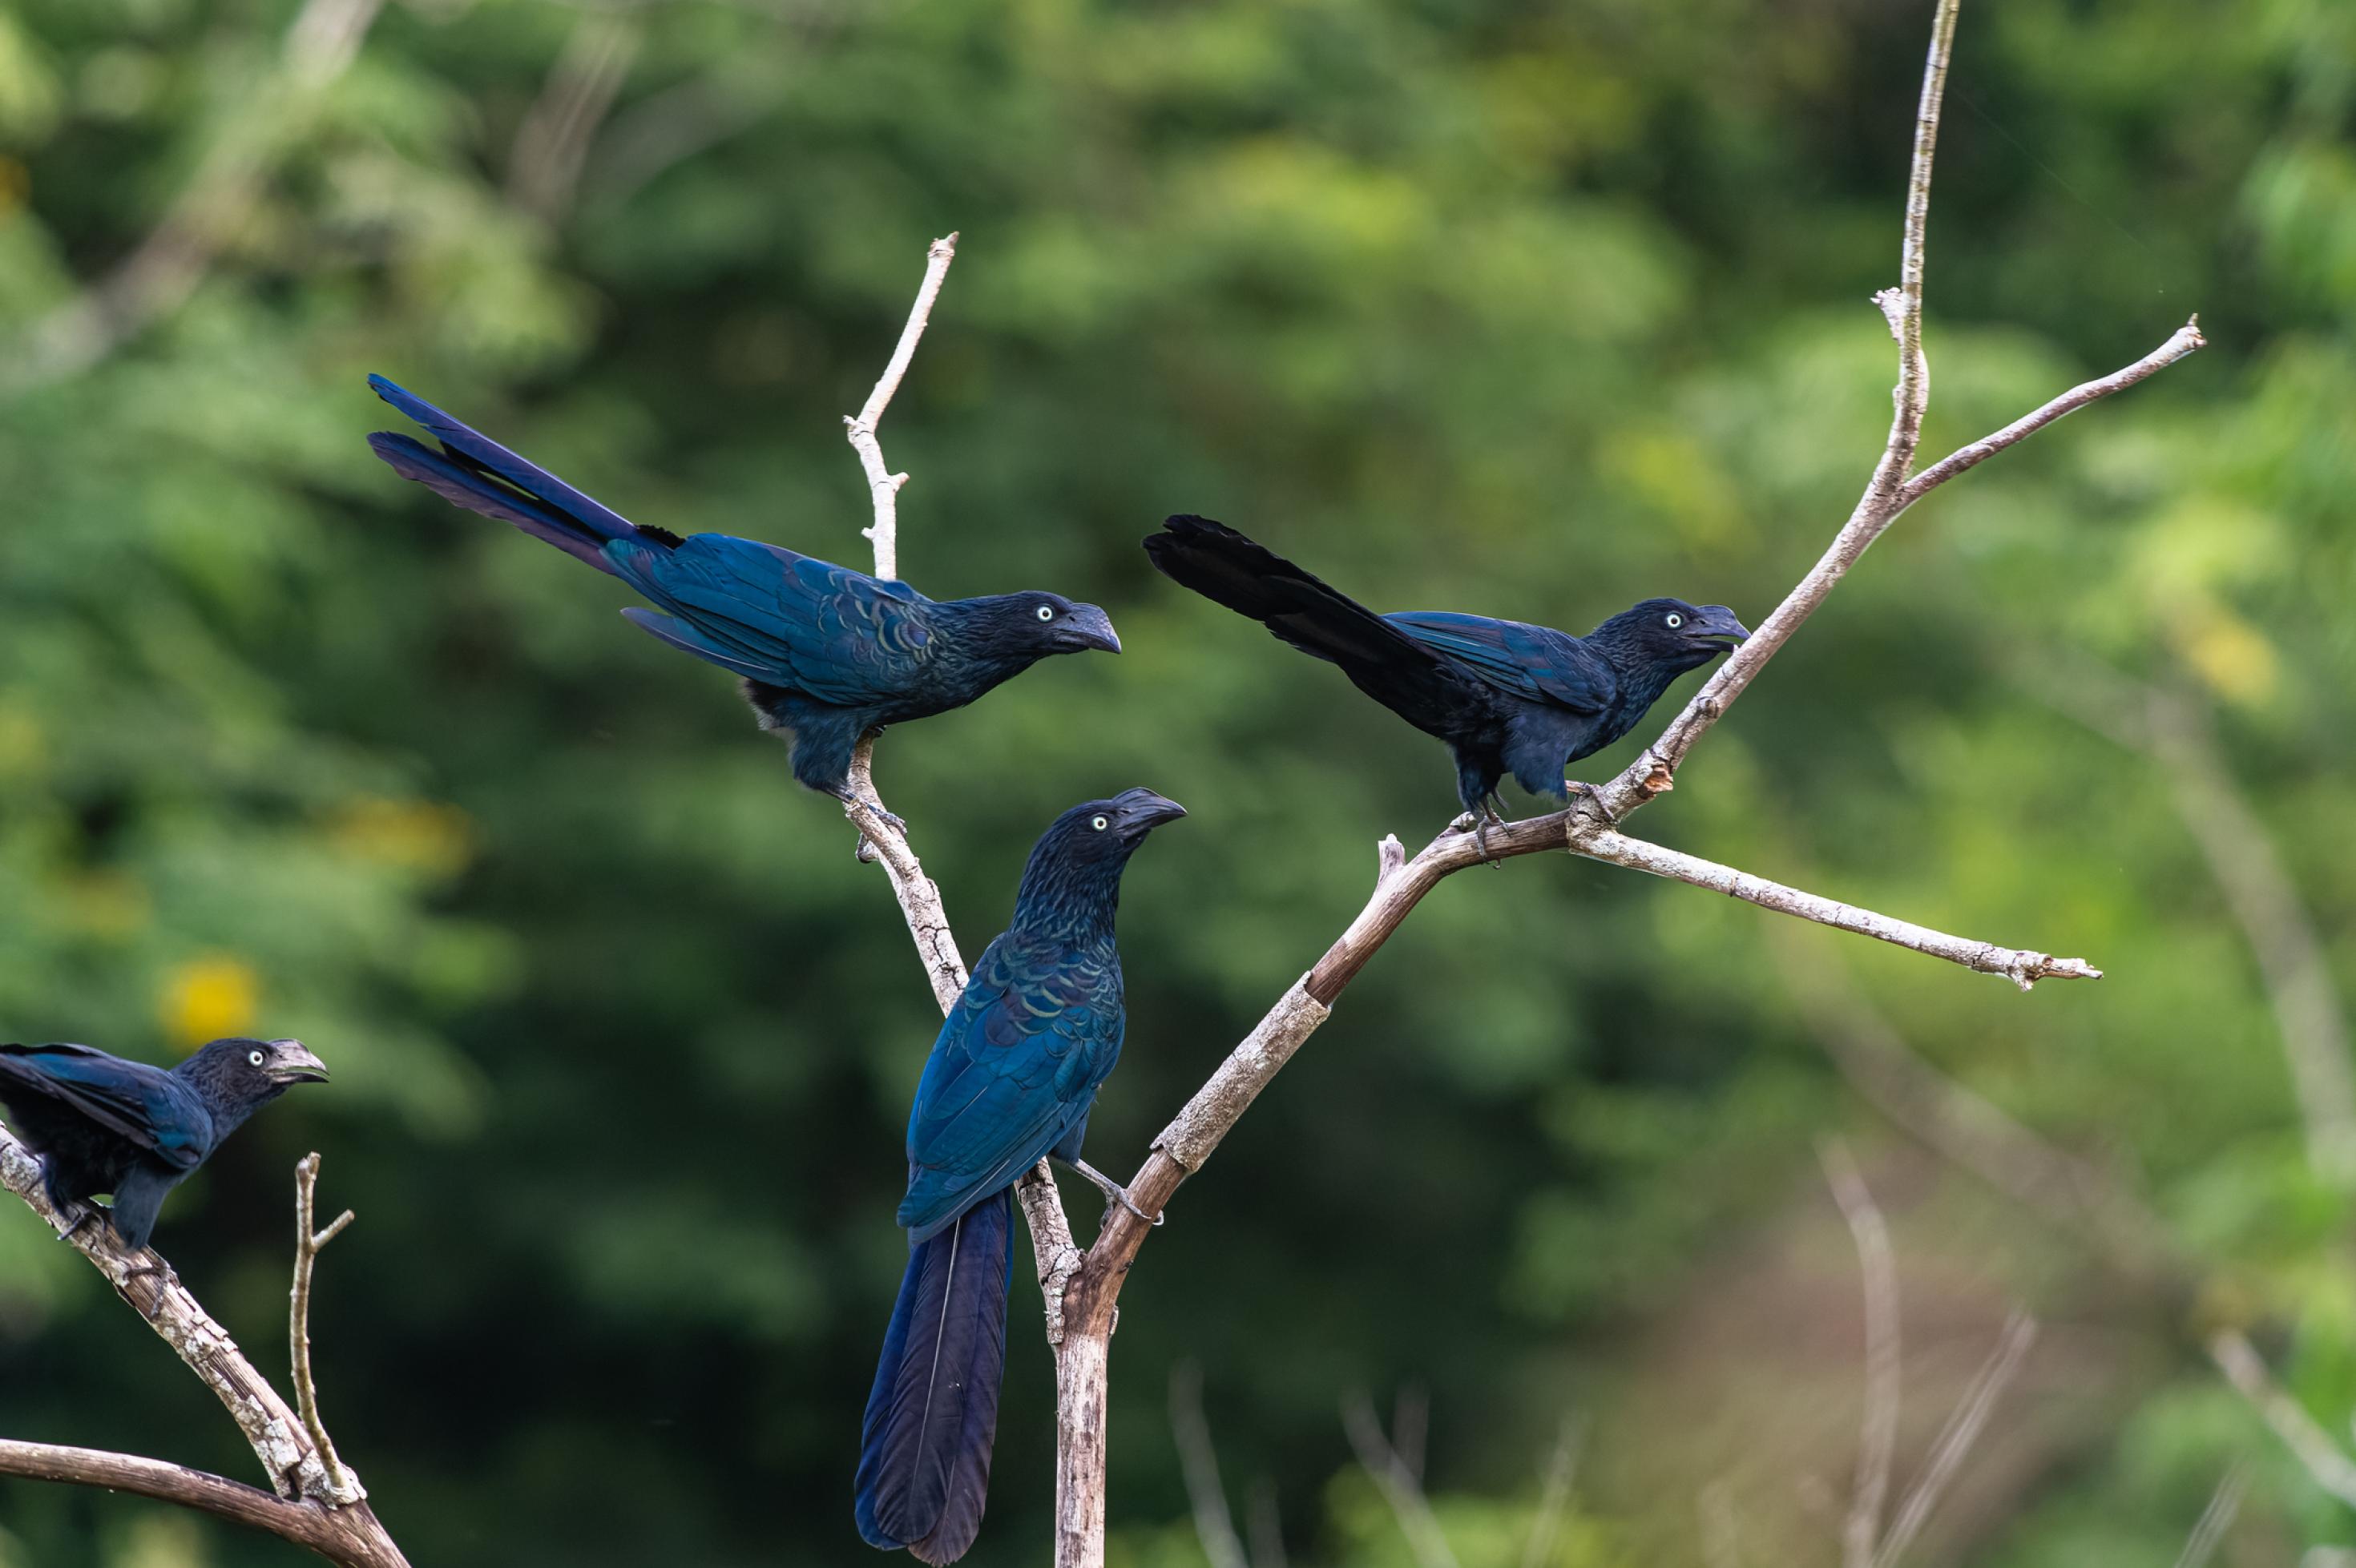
top-left (1144, 515), bottom-right (1749, 849)
top-left (856, 788), bottom-right (1188, 1564)
top-left (0, 1037), bottom-right (331, 1252)
top-left (365, 376), bottom-right (1123, 813)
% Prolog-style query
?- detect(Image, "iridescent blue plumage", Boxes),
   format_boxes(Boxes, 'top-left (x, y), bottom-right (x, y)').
top-left (365, 376), bottom-right (1121, 804)
top-left (856, 789), bottom-right (1186, 1564)
top-left (1145, 514), bottom-right (1751, 848)
top-left (0, 1038), bottom-right (329, 1251)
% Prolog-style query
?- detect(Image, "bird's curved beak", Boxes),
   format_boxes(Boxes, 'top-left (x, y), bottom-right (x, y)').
top-left (268, 1041), bottom-right (331, 1085)
top-left (1112, 788), bottom-right (1188, 832)
top-left (1688, 606), bottom-right (1750, 646)
top-left (1058, 604), bottom-right (1122, 655)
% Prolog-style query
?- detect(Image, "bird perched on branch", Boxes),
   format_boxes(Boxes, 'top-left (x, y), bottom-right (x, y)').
top-left (365, 377), bottom-right (1122, 815)
top-left (1144, 514), bottom-right (1749, 851)
top-left (857, 788), bottom-right (1187, 1564)
top-left (0, 1038), bottom-right (330, 1252)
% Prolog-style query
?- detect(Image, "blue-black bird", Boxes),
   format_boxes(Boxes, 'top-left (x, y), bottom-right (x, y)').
top-left (1144, 515), bottom-right (1749, 849)
top-left (856, 788), bottom-right (1187, 1564)
top-left (365, 377), bottom-right (1123, 812)
top-left (0, 1038), bottom-right (330, 1252)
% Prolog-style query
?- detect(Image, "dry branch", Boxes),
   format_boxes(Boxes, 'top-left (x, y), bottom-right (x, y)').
top-left (1341, 1393), bottom-right (1463, 1568)
top-left (0, 1125), bottom-right (407, 1566)
top-left (1036, 0), bottom-right (2205, 1558)
top-left (1821, 1139), bottom-right (1901, 1568)
top-left (2035, 656), bottom-right (2356, 1184)
top-left (290, 1153), bottom-right (362, 1506)
top-left (1170, 1363), bottom-right (1250, 1568)
top-left (0, 0), bottom-right (387, 395)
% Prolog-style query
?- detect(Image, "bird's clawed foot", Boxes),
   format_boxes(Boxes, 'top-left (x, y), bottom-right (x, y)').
top-left (52, 1200), bottom-right (99, 1244)
top-left (1070, 1158), bottom-right (1163, 1227)
top-left (1566, 780), bottom-right (1618, 826)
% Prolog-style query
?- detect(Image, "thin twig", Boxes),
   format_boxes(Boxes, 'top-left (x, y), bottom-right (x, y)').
top-left (1872, 1309), bottom-right (2037, 1568)
top-left (1046, 0), bottom-right (2199, 1555)
top-left (2209, 1330), bottom-right (2356, 1508)
top-left (0, 0), bottom-right (387, 394)
top-left (844, 232), bottom-right (959, 581)
top-left (2172, 1464), bottom-right (2249, 1568)
top-left (2035, 655), bottom-right (2356, 1185)
top-left (1519, 1415), bottom-right (1587, 1568)
top-left (1169, 1363), bottom-right (1249, 1568)
top-left (508, 14), bottom-right (643, 222)
top-left (0, 1127), bottom-right (407, 1566)
top-left (1820, 1139), bottom-right (1901, 1568)
top-left (1341, 1393), bottom-right (1462, 1568)
top-left (290, 1153), bottom-right (362, 1506)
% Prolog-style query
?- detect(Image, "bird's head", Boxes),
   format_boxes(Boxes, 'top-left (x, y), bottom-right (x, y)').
top-left (1592, 598), bottom-right (1750, 678)
top-left (964, 593), bottom-right (1123, 659)
top-left (1015, 788), bottom-right (1188, 913)
top-left (178, 1037), bottom-right (330, 1113)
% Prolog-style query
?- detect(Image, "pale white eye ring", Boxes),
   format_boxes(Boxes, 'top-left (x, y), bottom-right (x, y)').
top-left (248, 1049), bottom-right (265, 1066)
top-left (1036, 605), bottom-right (1055, 621)
top-left (1664, 612), bottom-right (1684, 629)
top-left (1091, 815), bottom-right (1110, 831)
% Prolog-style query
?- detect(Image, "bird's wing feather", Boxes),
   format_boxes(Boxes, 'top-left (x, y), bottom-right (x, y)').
top-left (0, 1046), bottom-right (208, 1168)
top-left (898, 934), bottom-right (1120, 1238)
top-left (1383, 611), bottom-right (1617, 712)
top-left (614, 535), bottom-right (935, 707)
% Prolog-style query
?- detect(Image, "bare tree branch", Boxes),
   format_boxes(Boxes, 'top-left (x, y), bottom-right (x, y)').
top-left (1586, 2), bottom-right (2198, 824)
top-left (1341, 1393), bottom-right (1462, 1568)
top-left (2035, 655), bottom-right (2356, 1185)
top-left (509, 14), bottom-right (643, 224)
top-left (1033, 0), bottom-right (2200, 1554)
top-left (1872, 1309), bottom-right (2036, 1568)
top-left (1170, 1363), bottom-right (1249, 1568)
top-left (1519, 1415), bottom-right (1586, 1568)
top-left (290, 1153), bottom-right (362, 1506)
top-left (0, 0), bottom-right (387, 395)
top-left (1820, 1139), bottom-right (1901, 1568)
top-left (1778, 929), bottom-right (2176, 1277)
top-left (0, 1126), bottom-right (408, 1566)
top-left (845, 232), bottom-right (958, 582)
top-left (0, 1441), bottom-right (399, 1567)
top-left (2209, 1331), bottom-right (2356, 1509)
top-left (2172, 1464), bottom-right (2248, 1568)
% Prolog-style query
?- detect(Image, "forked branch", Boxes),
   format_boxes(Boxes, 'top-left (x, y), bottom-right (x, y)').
top-left (1042, 0), bottom-right (2197, 1561)
top-left (0, 1125), bottom-right (407, 1567)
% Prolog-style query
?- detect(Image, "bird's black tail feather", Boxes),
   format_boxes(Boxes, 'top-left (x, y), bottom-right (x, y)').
top-left (365, 374), bottom-right (678, 577)
top-left (1144, 514), bottom-right (1478, 732)
top-left (853, 1187), bottom-right (1013, 1564)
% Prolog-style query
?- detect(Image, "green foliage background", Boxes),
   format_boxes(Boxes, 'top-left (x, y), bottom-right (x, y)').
top-left (0, 0), bottom-right (2351, 1562)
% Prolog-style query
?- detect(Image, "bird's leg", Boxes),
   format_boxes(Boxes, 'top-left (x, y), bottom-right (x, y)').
top-left (1067, 1158), bottom-right (1163, 1227)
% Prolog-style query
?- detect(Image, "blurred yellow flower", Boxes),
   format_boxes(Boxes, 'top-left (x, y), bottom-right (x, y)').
top-left (159, 956), bottom-right (259, 1050)
top-left (329, 796), bottom-right (475, 879)
top-left (2176, 606), bottom-right (2279, 707)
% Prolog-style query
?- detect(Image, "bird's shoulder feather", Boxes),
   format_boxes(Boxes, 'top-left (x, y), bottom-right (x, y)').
top-left (1384, 611), bottom-right (1616, 712)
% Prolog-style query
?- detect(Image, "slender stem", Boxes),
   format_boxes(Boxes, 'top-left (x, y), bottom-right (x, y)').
top-left (1821, 1139), bottom-right (1900, 1568)
top-left (290, 1153), bottom-right (362, 1505)
top-left (844, 233), bottom-right (959, 580)
top-left (0, 1127), bottom-right (409, 1566)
